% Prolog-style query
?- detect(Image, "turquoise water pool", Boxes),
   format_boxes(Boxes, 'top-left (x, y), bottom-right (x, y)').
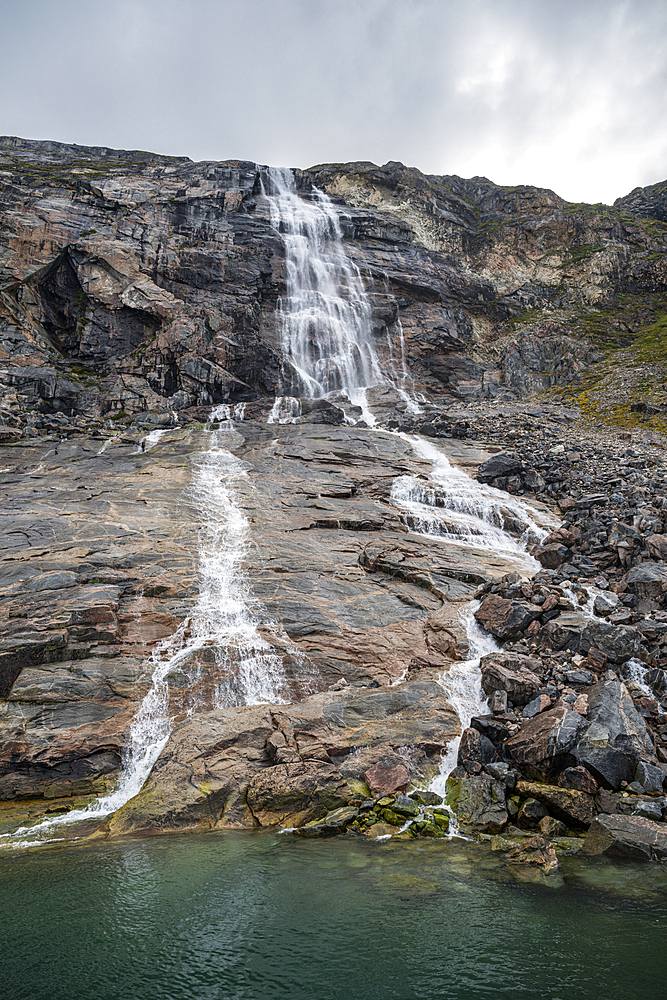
top-left (2, 832), bottom-right (666, 1000)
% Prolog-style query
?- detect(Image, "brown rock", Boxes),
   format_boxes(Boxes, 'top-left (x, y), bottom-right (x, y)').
top-left (474, 595), bottom-right (541, 640)
top-left (516, 779), bottom-right (596, 827)
top-left (558, 765), bottom-right (598, 794)
top-left (539, 815), bottom-right (566, 838)
top-left (587, 647), bottom-right (608, 671)
top-left (505, 703), bottom-right (587, 781)
top-left (364, 759), bottom-right (410, 797)
top-left (480, 651), bottom-right (543, 706)
top-left (646, 534), bottom-right (667, 561)
top-left (505, 835), bottom-right (560, 874)
top-left (535, 543), bottom-right (570, 569)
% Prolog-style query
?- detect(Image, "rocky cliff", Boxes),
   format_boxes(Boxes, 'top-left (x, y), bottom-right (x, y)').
top-left (1, 136), bottom-right (666, 427)
top-left (2, 137), bottom-right (667, 863)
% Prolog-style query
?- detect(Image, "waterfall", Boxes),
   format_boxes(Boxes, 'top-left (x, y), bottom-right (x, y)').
top-left (262, 166), bottom-right (416, 420)
top-left (392, 434), bottom-right (549, 562)
top-left (2, 418), bottom-right (287, 847)
top-left (391, 433), bottom-right (557, 802)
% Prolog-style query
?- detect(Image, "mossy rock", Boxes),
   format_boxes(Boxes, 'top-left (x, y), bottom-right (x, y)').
top-left (431, 809), bottom-right (450, 831)
top-left (379, 808), bottom-right (407, 827)
top-left (444, 777), bottom-right (462, 810)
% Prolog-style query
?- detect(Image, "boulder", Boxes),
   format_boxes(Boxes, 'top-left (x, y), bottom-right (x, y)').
top-left (578, 621), bottom-right (641, 663)
top-left (542, 611), bottom-right (590, 653)
top-left (504, 835), bottom-right (560, 875)
top-left (480, 651), bottom-right (543, 706)
top-left (572, 679), bottom-right (652, 790)
top-left (646, 534), bottom-right (667, 561)
top-left (489, 689), bottom-right (508, 713)
top-left (635, 761), bottom-right (666, 794)
top-left (584, 814), bottom-right (667, 861)
top-left (522, 694), bottom-right (552, 718)
top-left (516, 779), bottom-right (596, 827)
top-left (477, 452), bottom-right (523, 483)
top-left (364, 760), bottom-right (410, 797)
top-left (625, 562), bottom-right (667, 601)
top-left (522, 469), bottom-right (546, 492)
top-left (535, 544), bottom-right (570, 569)
top-left (296, 805), bottom-right (359, 837)
top-left (558, 765), bottom-right (598, 794)
top-left (518, 797), bottom-right (547, 827)
top-left (246, 762), bottom-right (352, 828)
top-left (505, 703), bottom-right (587, 781)
top-left (445, 774), bottom-right (508, 832)
top-left (474, 595), bottom-right (542, 640)
top-left (470, 715), bottom-right (511, 746)
top-left (457, 727), bottom-right (498, 767)
top-left (539, 816), bottom-right (567, 838)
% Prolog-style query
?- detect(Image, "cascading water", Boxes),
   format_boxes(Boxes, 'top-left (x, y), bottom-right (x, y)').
top-left (2, 416), bottom-right (287, 848)
top-left (262, 166), bottom-right (417, 421)
top-left (392, 434), bottom-right (550, 559)
top-left (390, 433), bottom-right (556, 806)
top-left (429, 603), bottom-right (501, 797)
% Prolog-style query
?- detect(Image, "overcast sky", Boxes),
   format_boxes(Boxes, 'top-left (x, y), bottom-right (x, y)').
top-left (1, 0), bottom-right (665, 203)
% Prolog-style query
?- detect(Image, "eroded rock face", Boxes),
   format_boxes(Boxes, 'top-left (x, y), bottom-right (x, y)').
top-left (1, 137), bottom-right (666, 424)
top-left (106, 673), bottom-right (459, 835)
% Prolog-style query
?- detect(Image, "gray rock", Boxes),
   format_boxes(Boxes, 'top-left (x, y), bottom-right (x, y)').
top-left (584, 814), bottom-right (667, 861)
top-left (572, 679), bottom-right (651, 790)
top-left (490, 689), bottom-right (508, 714)
top-left (522, 694), bottom-right (549, 719)
top-left (457, 727), bottom-right (498, 766)
top-left (625, 562), bottom-right (667, 600)
top-left (505, 704), bottom-right (588, 781)
top-left (633, 799), bottom-right (663, 822)
top-left (579, 621), bottom-right (641, 663)
top-left (484, 762), bottom-right (518, 791)
top-left (446, 774), bottom-right (508, 832)
top-left (477, 452), bottom-right (523, 483)
top-left (593, 592), bottom-right (618, 616)
top-left (475, 595), bottom-right (542, 641)
top-left (480, 651), bottom-right (543, 706)
top-left (296, 806), bottom-right (359, 837)
top-left (636, 761), bottom-right (666, 794)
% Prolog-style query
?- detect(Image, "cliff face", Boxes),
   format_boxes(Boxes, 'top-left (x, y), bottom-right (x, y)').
top-left (1, 136), bottom-right (665, 426)
top-left (2, 137), bottom-right (667, 843)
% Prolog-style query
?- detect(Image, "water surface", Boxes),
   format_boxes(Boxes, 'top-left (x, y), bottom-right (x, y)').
top-left (2, 832), bottom-right (665, 1000)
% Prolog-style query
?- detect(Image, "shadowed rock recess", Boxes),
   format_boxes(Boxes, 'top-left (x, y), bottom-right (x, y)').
top-left (2, 137), bottom-right (667, 866)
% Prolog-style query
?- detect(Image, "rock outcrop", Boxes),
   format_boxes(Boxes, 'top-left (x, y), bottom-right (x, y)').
top-left (2, 138), bottom-right (667, 865)
top-left (1, 136), bottom-right (666, 430)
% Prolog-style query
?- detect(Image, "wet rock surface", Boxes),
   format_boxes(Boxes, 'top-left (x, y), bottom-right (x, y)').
top-left (2, 139), bottom-right (667, 870)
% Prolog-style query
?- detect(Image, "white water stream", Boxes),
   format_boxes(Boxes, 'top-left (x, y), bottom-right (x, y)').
top-left (389, 433), bottom-right (554, 801)
top-left (262, 166), bottom-right (417, 423)
top-left (2, 417), bottom-right (287, 848)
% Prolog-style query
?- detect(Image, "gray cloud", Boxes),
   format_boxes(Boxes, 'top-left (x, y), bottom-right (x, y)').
top-left (0, 0), bottom-right (665, 201)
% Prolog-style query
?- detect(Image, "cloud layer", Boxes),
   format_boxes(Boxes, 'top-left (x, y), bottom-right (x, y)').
top-left (1, 0), bottom-right (665, 202)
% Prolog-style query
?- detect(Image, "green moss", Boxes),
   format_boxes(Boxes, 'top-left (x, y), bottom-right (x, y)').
top-left (632, 310), bottom-right (667, 363)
